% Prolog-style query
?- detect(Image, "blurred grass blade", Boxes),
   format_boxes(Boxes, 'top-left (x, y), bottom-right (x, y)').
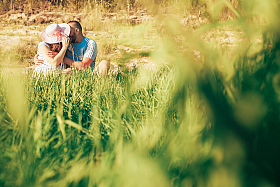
top-left (222, 0), bottom-right (241, 18)
top-left (57, 115), bottom-right (66, 139)
top-left (5, 71), bottom-right (28, 135)
top-left (65, 120), bottom-right (83, 131)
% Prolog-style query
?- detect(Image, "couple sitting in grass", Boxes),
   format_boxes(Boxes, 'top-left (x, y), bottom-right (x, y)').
top-left (33, 21), bottom-right (110, 77)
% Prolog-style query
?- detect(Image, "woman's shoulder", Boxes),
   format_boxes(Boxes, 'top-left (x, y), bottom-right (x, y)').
top-left (38, 42), bottom-right (50, 48)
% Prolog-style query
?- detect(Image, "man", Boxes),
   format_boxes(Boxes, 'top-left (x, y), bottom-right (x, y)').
top-left (34, 21), bottom-right (110, 75)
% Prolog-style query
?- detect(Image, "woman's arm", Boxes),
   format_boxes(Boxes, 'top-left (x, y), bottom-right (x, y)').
top-left (38, 38), bottom-right (69, 67)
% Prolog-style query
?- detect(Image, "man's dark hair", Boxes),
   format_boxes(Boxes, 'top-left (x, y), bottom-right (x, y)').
top-left (68, 21), bottom-right (82, 33)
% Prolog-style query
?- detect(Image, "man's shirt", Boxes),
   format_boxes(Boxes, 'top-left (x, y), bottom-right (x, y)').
top-left (66, 37), bottom-right (98, 69)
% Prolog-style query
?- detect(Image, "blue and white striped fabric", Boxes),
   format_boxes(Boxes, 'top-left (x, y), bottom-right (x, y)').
top-left (33, 42), bottom-right (63, 77)
top-left (66, 37), bottom-right (98, 70)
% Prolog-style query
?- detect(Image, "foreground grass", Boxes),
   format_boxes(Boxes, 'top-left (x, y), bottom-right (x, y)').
top-left (0, 67), bottom-right (211, 186)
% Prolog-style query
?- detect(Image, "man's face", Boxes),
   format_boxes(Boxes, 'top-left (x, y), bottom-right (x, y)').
top-left (68, 24), bottom-right (77, 43)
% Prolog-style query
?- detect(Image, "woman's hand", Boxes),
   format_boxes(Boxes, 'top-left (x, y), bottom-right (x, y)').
top-left (62, 37), bottom-right (70, 49)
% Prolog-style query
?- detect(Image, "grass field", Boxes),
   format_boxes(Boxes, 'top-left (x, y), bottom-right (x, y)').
top-left (1, 0), bottom-right (280, 186)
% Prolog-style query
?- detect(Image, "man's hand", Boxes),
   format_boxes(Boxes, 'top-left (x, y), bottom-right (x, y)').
top-left (34, 54), bottom-right (43, 65)
top-left (62, 68), bottom-right (72, 74)
top-left (47, 51), bottom-right (58, 58)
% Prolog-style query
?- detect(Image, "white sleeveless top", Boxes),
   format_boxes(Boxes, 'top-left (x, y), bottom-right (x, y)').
top-left (33, 42), bottom-right (63, 77)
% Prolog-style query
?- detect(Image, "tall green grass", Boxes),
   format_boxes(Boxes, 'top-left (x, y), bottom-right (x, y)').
top-left (0, 66), bottom-right (210, 186)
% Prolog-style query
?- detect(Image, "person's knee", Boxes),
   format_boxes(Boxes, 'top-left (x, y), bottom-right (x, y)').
top-left (100, 60), bottom-right (110, 69)
top-left (99, 60), bottom-right (110, 75)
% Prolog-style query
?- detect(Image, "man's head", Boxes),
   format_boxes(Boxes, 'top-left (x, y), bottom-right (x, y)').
top-left (67, 21), bottom-right (83, 43)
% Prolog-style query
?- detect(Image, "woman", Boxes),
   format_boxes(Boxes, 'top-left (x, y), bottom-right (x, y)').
top-left (33, 23), bottom-right (70, 77)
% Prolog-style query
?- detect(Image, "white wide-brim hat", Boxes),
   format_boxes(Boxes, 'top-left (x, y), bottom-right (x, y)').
top-left (41, 23), bottom-right (70, 44)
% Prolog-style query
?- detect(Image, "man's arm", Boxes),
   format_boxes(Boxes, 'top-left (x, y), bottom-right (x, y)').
top-left (34, 52), bottom-right (58, 65)
top-left (63, 57), bottom-right (93, 70)
top-left (34, 54), bottom-right (43, 65)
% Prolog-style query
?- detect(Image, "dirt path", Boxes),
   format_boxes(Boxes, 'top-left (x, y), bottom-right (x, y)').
top-left (0, 35), bottom-right (37, 49)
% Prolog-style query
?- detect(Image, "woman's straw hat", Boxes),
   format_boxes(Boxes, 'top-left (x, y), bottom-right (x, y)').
top-left (41, 23), bottom-right (70, 44)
